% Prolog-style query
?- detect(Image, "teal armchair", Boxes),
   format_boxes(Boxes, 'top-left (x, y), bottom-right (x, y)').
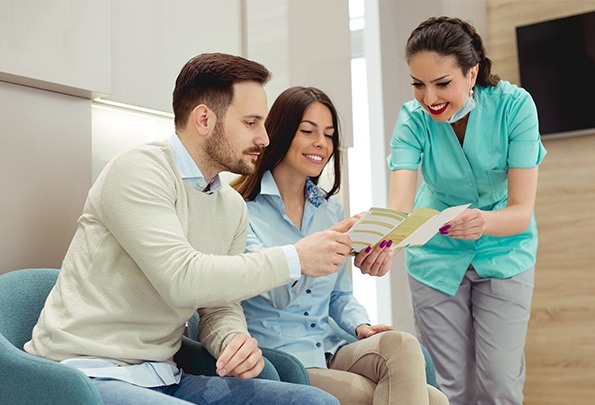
top-left (0, 268), bottom-right (281, 405)
top-left (0, 268), bottom-right (103, 404)
top-left (187, 312), bottom-right (310, 384)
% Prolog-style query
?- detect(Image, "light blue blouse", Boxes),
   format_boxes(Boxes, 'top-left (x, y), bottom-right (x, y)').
top-left (387, 80), bottom-right (547, 296)
top-left (243, 171), bottom-right (370, 368)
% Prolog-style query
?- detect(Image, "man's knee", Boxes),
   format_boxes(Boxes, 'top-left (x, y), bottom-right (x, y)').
top-left (296, 385), bottom-right (340, 405)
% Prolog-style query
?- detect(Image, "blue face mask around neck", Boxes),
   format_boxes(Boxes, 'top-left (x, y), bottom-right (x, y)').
top-left (445, 94), bottom-right (476, 124)
top-left (420, 71), bottom-right (476, 123)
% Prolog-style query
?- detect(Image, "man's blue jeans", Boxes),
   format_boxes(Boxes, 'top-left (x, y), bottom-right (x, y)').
top-left (92, 372), bottom-right (339, 405)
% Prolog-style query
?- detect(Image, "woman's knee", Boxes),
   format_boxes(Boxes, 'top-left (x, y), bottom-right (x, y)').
top-left (376, 330), bottom-right (424, 361)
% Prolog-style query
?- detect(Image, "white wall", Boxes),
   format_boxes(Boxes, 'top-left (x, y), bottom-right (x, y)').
top-left (0, 81), bottom-right (91, 271)
top-left (0, 0), bottom-right (354, 276)
top-left (0, 0), bottom-right (243, 273)
top-left (0, 0), bottom-right (110, 97)
top-left (245, 0), bottom-right (353, 147)
top-left (109, 0), bottom-right (243, 112)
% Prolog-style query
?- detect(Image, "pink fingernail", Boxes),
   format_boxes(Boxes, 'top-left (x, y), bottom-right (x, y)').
top-left (439, 224), bottom-right (451, 233)
top-left (387, 240), bottom-right (393, 248)
top-left (379, 240), bottom-right (387, 248)
top-left (365, 246), bottom-right (372, 253)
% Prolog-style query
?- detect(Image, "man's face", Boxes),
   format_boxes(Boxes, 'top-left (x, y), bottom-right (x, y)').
top-left (204, 81), bottom-right (269, 175)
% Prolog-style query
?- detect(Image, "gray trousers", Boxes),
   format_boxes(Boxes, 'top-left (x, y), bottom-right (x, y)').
top-left (409, 266), bottom-right (534, 405)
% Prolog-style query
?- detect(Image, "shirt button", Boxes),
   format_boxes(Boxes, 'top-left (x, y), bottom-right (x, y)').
top-left (310, 323), bottom-right (316, 328)
top-left (304, 312), bottom-right (309, 316)
top-left (468, 182), bottom-right (473, 187)
top-left (316, 342), bottom-right (321, 347)
top-left (306, 289), bottom-right (312, 294)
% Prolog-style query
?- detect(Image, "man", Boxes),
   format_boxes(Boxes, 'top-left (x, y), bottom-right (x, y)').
top-left (25, 53), bottom-right (348, 404)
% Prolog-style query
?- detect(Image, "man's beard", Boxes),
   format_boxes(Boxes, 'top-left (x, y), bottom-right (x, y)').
top-left (205, 121), bottom-right (262, 175)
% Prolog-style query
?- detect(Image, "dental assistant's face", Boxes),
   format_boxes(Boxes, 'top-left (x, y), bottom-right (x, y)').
top-left (409, 51), bottom-right (476, 122)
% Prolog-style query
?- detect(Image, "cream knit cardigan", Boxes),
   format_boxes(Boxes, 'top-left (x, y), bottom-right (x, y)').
top-left (25, 142), bottom-right (290, 365)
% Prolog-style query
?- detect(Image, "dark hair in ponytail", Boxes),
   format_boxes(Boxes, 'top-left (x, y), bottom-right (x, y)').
top-left (406, 16), bottom-right (499, 87)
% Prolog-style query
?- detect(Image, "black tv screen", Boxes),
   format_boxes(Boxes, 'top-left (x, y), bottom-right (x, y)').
top-left (516, 11), bottom-right (595, 137)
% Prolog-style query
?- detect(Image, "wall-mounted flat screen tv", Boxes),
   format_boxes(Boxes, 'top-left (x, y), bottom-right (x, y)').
top-left (516, 11), bottom-right (595, 137)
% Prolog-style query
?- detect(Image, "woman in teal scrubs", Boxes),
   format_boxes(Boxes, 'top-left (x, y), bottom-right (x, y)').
top-left (387, 16), bottom-right (547, 405)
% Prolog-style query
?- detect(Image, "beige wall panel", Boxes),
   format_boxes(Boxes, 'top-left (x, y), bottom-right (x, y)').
top-left (0, 82), bottom-right (91, 273)
top-left (0, 0), bottom-right (110, 97)
top-left (488, 1), bottom-right (595, 402)
top-left (246, 0), bottom-right (352, 148)
top-left (109, 0), bottom-right (243, 112)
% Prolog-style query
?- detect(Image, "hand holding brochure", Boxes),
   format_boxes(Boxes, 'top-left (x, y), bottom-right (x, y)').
top-left (347, 204), bottom-right (470, 254)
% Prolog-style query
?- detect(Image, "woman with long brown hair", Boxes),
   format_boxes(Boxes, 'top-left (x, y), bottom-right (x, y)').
top-left (232, 86), bottom-right (447, 404)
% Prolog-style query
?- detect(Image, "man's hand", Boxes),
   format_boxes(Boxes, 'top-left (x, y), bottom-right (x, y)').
top-left (295, 230), bottom-right (352, 277)
top-left (355, 323), bottom-right (393, 339)
top-left (328, 212), bottom-right (364, 233)
top-left (215, 333), bottom-right (264, 379)
top-left (353, 240), bottom-right (397, 277)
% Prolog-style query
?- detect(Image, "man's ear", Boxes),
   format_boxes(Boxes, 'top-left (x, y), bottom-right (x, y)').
top-left (190, 104), bottom-right (215, 136)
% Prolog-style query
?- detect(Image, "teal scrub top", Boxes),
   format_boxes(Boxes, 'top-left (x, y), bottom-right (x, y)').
top-left (387, 80), bottom-right (547, 296)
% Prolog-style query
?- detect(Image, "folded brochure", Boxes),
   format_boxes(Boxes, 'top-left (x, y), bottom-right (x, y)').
top-left (347, 204), bottom-right (470, 254)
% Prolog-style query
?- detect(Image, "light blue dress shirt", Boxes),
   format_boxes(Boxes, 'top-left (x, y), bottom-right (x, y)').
top-left (387, 80), bottom-right (547, 296)
top-left (169, 133), bottom-right (222, 193)
top-left (242, 171), bottom-right (370, 368)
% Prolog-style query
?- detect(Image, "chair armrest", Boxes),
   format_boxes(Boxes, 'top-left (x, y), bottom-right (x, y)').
top-left (175, 336), bottom-right (280, 381)
top-left (262, 347), bottom-right (310, 385)
top-left (0, 333), bottom-right (103, 405)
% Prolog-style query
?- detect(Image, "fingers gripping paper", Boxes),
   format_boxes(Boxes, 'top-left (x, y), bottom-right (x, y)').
top-left (347, 204), bottom-right (470, 254)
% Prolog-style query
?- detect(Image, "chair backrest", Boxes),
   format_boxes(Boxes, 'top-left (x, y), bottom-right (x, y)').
top-left (0, 268), bottom-right (60, 350)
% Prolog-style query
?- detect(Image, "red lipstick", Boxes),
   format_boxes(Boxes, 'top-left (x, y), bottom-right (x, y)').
top-left (427, 103), bottom-right (448, 115)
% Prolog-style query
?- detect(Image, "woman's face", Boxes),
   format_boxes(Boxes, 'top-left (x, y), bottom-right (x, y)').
top-left (409, 51), bottom-right (477, 122)
top-left (277, 101), bottom-right (335, 179)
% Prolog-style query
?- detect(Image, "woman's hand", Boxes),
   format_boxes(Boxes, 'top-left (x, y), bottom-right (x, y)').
top-left (353, 241), bottom-right (398, 277)
top-left (355, 323), bottom-right (393, 339)
top-left (439, 208), bottom-right (486, 239)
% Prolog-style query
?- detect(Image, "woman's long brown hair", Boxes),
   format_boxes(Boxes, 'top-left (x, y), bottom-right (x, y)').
top-left (231, 86), bottom-right (342, 201)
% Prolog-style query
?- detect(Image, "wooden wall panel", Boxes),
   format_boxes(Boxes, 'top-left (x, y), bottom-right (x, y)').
top-left (528, 135), bottom-right (595, 404)
top-left (487, 1), bottom-right (595, 403)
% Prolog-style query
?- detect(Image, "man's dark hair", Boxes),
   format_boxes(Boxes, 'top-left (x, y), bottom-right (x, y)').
top-left (172, 53), bottom-right (271, 130)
